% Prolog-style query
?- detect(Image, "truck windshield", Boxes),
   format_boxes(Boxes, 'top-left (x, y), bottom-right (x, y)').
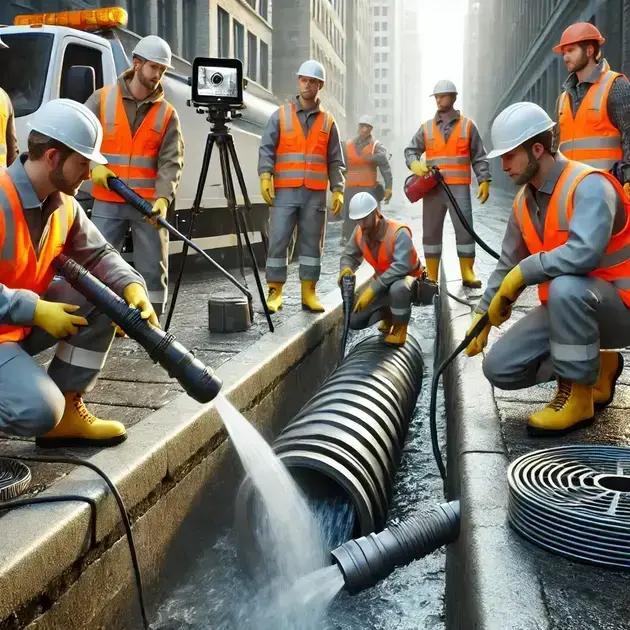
top-left (2, 33), bottom-right (54, 117)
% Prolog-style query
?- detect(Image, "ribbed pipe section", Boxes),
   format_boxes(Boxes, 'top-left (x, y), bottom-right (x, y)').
top-left (236, 333), bottom-right (424, 541)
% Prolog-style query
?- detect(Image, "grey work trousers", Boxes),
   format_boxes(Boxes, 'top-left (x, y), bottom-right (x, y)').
top-left (265, 188), bottom-right (327, 283)
top-left (422, 184), bottom-right (474, 259)
top-left (342, 186), bottom-right (376, 242)
top-left (92, 200), bottom-right (168, 316)
top-left (0, 277), bottom-right (115, 437)
top-left (350, 277), bottom-right (416, 329)
top-left (483, 275), bottom-right (630, 389)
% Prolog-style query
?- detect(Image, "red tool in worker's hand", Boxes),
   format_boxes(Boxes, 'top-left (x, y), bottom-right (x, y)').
top-left (403, 170), bottom-right (439, 203)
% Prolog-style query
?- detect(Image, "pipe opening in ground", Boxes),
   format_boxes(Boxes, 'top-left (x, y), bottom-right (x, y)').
top-left (597, 474), bottom-right (630, 492)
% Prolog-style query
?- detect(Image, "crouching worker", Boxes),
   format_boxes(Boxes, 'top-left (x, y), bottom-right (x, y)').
top-left (466, 102), bottom-right (630, 437)
top-left (0, 99), bottom-right (157, 447)
top-left (339, 192), bottom-right (424, 346)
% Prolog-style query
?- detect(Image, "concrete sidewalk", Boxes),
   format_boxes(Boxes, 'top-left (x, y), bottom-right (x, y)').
top-left (442, 190), bottom-right (630, 630)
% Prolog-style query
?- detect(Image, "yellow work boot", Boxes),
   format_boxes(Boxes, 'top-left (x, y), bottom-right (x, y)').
top-left (266, 282), bottom-right (284, 313)
top-left (426, 257), bottom-right (440, 283)
top-left (384, 323), bottom-right (408, 347)
top-left (301, 280), bottom-right (325, 313)
top-left (593, 351), bottom-right (624, 410)
top-left (459, 257), bottom-right (482, 288)
top-left (378, 316), bottom-right (392, 335)
top-left (36, 392), bottom-right (127, 448)
top-left (527, 380), bottom-right (594, 436)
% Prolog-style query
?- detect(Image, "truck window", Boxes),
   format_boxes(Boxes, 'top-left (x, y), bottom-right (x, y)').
top-left (60, 43), bottom-right (104, 99)
top-left (1, 33), bottom-right (53, 117)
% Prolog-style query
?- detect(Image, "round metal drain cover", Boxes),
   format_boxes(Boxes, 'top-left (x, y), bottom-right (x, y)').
top-left (508, 445), bottom-right (630, 569)
top-left (0, 458), bottom-right (31, 501)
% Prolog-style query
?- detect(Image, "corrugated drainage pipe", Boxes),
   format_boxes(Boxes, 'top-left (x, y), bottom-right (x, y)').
top-left (235, 333), bottom-right (424, 551)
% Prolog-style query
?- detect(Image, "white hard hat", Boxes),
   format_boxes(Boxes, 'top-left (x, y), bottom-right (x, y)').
top-left (0, 36), bottom-right (7, 50)
top-left (430, 80), bottom-right (458, 96)
top-left (487, 102), bottom-right (555, 159)
top-left (28, 99), bottom-right (107, 164)
top-left (349, 192), bottom-right (378, 220)
top-left (132, 35), bottom-right (172, 68)
top-left (358, 114), bottom-right (374, 127)
top-left (297, 59), bottom-right (326, 83)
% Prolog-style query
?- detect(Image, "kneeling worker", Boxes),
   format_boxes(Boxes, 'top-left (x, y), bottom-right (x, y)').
top-left (466, 102), bottom-right (630, 436)
top-left (0, 99), bottom-right (157, 447)
top-left (339, 192), bottom-right (424, 346)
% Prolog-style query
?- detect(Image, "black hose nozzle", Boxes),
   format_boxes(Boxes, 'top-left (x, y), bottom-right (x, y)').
top-left (330, 500), bottom-right (460, 594)
top-left (54, 254), bottom-right (222, 404)
top-left (339, 274), bottom-right (356, 360)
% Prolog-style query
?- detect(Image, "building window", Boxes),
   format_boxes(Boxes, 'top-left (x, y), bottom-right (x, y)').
top-left (217, 6), bottom-right (230, 57)
top-left (260, 40), bottom-right (269, 88)
top-left (381, 21), bottom-right (388, 31)
top-left (381, 67), bottom-right (388, 78)
top-left (382, 37), bottom-right (388, 47)
top-left (247, 31), bottom-right (258, 81)
top-left (374, 68), bottom-right (380, 78)
top-left (374, 22), bottom-right (380, 31)
top-left (182, 0), bottom-right (197, 61)
top-left (382, 7), bottom-right (388, 16)
top-left (375, 36), bottom-right (380, 46)
top-left (374, 6), bottom-right (380, 15)
top-left (233, 19), bottom-right (245, 61)
top-left (259, 0), bottom-right (269, 20)
top-left (382, 52), bottom-right (388, 62)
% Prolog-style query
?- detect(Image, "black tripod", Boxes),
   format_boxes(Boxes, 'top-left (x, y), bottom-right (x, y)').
top-left (165, 105), bottom-right (273, 332)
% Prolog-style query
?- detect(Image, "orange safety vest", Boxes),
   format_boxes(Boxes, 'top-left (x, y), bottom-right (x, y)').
top-left (513, 160), bottom-right (630, 306)
top-left (0, 170), bottom-right (75, 342)
top-left (274, 102), bottom-right (333, 190)
top-left (557, 63), bottom-right (623, 170)
top-left (355, 218), bottom-right (423, 277)
top-left (92, 84), bottom-right (174, 202)
top-left (0, 88), bottom-right (11, 168)
top-left (346, 139), bottom-right (378, 188)
top-left (423, 116), bottom-right (472, 185)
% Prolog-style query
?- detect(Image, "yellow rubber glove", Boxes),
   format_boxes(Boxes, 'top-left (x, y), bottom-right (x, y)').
top-left (465, 312), bottom-right (492, 357)
top-left (477, 181), bottom-right (490, 204)
top-left (123, 283), bottom-right (160, 328)
top-left (409, 160), bottom-right (429, 176)
top-left (624, 182), bottom-right (630, 200)
top-left (331, 190), bottom-right (344, 215)
top-left (33, 299), bottom-right (88, 338)
top-left (260, 172), bottom-right (275, 205)
top-left (91, 164), bottom-right (117, 190)
top-left (338, 266), bottom-right (355, 287)
top-left (383, 188), bottom-right (393, 203)
top-left (353, 285), bottom-right (376, 313)
top-left (147, 197), bottom-right (169, 228)
top-left (487, 266), bottom-right (526, 327)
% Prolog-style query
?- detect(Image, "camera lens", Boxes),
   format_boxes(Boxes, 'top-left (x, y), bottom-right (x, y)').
top-left (211, 72), bottom-right (224, 86)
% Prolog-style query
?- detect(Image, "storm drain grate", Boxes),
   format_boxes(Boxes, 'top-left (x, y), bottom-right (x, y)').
top-left (508, 445), bottom-right (630, 569)
top-left (0, 458), bottom-right (31, 501)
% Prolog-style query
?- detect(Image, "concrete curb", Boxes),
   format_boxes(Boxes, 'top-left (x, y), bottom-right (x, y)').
top-left (438, 229), bottom-right (550, 630)
top-left (0, 265), bottom-right (372, 628)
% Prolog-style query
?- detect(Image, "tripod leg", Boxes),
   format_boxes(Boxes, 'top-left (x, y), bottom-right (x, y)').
top-left (226, 136), bottom-right (275, 333)
top-left (165, 133), bottom-right (215, 331)
top-left (218, 139), bottom-right (246, 279)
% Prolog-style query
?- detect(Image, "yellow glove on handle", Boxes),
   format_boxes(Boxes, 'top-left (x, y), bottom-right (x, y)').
top-left (477, 181), bottom-right (490, 204)
top-left (487, 266), bottom-right (526, 327)
top-left (353, 285), bottom-right (376, 313)
top-left (383, 188), bottom-right (393, 203)
top-left (147, 197), bottom-right (169, 228)
top-left (624, 182), bottom-right (630, 200)
top-left (123, 283), bottom-right (160, 328)
top-left (33, 299), bottom-right (88, 339)
top-left (260, 172), bottom-right (275, 206)
top-left (91, 165), bottom-right (117, 190)
top-left (409, 160), bottom-right (429, 177)
top-left (331, 190), bottom-right (344, 215)
top-left (338, 266), bottom-right (355, 287)
top-left (465, 312), bottom-right (492, 357)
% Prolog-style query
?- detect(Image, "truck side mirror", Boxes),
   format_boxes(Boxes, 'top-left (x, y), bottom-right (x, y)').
top-left (62, 65), bottom-right (96, 103)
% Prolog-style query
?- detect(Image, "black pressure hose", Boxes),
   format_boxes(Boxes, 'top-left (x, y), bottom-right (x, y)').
top-left (2, 454), bottom-right (150, 630)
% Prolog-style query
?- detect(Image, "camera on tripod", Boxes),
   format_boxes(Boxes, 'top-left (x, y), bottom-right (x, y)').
top-left (191, 57), bottom-right (244, 109)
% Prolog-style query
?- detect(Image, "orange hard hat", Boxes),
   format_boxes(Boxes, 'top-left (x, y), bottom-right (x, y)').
top-left (553, 22), bottom-right (606, 53)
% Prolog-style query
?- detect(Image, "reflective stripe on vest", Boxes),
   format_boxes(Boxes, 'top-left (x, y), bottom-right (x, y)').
top-left (92, 84), bottom-right (174, 202)
top-left (513, 159), bottom-right (630, 307)
top-left (423, 116), bottom-right (472, 185)
top-left (274, 103), bottom-right (332, 190)
top-left (354, 218), bottom-right (423, 277)
top-left (346, 139), bottom-right (377, 188)
top-left (558, 67), bottom-right (623, 170)
top-left (0, 89), bottom-right (10, 168)
top-left (0, 171), bottom-right (75, 342)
